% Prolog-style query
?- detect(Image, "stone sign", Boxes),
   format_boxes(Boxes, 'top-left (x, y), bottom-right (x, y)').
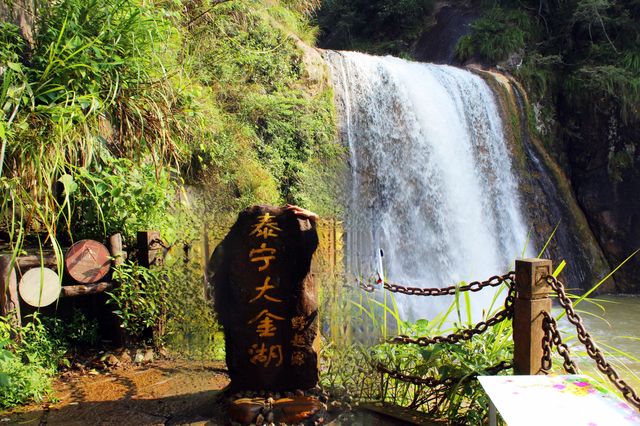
top-left (207, 205), bottom-right (319, 391)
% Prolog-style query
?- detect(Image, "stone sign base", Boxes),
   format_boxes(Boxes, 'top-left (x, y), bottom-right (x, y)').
top-left (227, 395), bottom-right (327, 425)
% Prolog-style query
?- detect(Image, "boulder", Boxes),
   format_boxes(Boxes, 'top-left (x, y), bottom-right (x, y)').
top-left (208, 205), bottom-right (319, 391)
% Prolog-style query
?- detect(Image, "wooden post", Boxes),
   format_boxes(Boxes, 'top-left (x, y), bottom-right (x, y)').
top-left (513, 258), bottom-right (553, 375)
top-left (107, 233), bottom-right (126, 345)
top-left (137, 231), bottom-right (162, 268)
top-left (16, 254), bottom-right (57, 269)
top-left (109, 233), bottom-right (125, 266)
top-left (0, 255), bottom-right (21, 328)
top-left (60, 282), bottom-right (114, 297)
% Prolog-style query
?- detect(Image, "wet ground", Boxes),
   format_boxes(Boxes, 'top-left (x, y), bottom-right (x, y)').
top-left (2, 359), bottom-right (231, 425)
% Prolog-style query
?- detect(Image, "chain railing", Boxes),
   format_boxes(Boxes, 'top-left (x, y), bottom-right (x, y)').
top-left (361, 272), bottom-right (516, 389)
top-left (541, 311), bottom-right (578, 374)
top-left (544, 275), bottom-right (640, 410)
top-left (390, 285), bottom-right (515, 347)
top-left (356, 265), bottom-right (640, 412)
top-left (358, 272), bottom-right (515, 296)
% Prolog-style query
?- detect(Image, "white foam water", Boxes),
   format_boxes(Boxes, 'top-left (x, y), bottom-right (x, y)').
top-left (325, 51), bottom-right (532, 321)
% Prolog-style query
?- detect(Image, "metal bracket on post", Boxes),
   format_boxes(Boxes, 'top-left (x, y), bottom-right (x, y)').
top-left (513, 258), bottom-right (553, 375)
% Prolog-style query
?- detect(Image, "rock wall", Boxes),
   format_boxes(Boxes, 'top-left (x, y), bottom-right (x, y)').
top-left (560, 102), bottom-right (640, 293)
top-left (413, 5), bottom-right (478, 64)
top-left (477, 71), bottom-right (612, 291)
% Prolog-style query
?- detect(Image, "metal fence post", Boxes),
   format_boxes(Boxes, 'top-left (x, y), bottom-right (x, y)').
top-left (513, 258), bottom-right (553, 375)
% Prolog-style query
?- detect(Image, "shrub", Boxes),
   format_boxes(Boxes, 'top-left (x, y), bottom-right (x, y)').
top-left (0, 315), bottom-right (55, 409)
top-left (107, 260), bottom-right (174, 343)
top-left (455, 8), bottom-right (533, 64)
top-left (69, 157), bottom-right (175, 244)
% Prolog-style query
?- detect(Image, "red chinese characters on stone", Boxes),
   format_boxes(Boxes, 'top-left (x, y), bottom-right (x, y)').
top-left (249, 243), bottom-right (276, 271)
top-left (249, 276), bottom-right (282, 304)
top-left (248, 212), bottom-right (286, 368)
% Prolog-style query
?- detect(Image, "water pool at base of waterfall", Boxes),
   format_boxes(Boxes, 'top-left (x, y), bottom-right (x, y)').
top-left (566, 295), bottom-right (640, 390)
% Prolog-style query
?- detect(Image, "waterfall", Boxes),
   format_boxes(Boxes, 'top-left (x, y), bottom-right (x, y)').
top-left (324, 51), bottom-right (532, 321)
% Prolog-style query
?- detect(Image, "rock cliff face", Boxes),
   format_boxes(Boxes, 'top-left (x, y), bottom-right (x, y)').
top-left (560, 103), bottom-right (640, 292)
top-left (481, 74), bottom-right (612, 291)
top-left (413, 5), bottom-right (478, 64)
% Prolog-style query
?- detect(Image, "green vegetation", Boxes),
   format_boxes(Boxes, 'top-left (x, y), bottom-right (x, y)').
top-left (162, 251), bottom-right (224, 360)
top-left (0, 0), bottom-right (339, 249)
top-left (316, 0), bottom-right (436, 55)
top-left (455, 8), bottom-right (534, 64)
top-left (107, 260), bottom-right (172, 341)
top-left (0, 325), bottom-right (53, 408)
top-left (0, 0), bottom-right (339, 409)
top-left (454, 0), bottom-right (640, 177)
top-left (320, 283), bottom-right (514, 424)
top-left (454, 0), bottom-right (640, 109)
top-left (0, 311), bottom-right (99, 408)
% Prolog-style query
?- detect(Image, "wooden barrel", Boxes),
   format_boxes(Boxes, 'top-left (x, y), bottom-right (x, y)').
top-left (65, 240), bottom-right (111, 284)
top-left (19, 267), bottom-right (61, 307)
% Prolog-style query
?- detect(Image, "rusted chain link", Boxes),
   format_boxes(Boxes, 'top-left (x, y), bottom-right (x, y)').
top-left (371, 274), bottom-right (515, 391)
top-left (541, 314), bottom-right (553, 372)
top-left (389, 285), bottom-right (515, 347)
top-left (545, 275), bottom-right (640, 410)
top-left (541, 312), bottom-right (578, 374)
top-left (358, 272), bottom-right (515, 296)
top-left (375, 360), bottom-right (513, 387)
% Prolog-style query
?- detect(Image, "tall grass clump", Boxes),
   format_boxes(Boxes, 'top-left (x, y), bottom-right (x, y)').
top-left (1, 0), bottom-right (339, 250)
top-left (320, 280), bottom-right (514, 424)
top-left (0, 0), bottom-right (184, 251)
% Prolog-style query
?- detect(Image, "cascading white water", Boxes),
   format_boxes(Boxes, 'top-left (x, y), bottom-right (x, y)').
top-left (325, 51), bottom-right (532, 321)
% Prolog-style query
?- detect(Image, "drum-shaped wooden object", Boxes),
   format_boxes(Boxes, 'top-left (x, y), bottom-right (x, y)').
top-left (19, 267), bottom-right (61, 307)
top-left (65, 240), bottom-right (111, 284)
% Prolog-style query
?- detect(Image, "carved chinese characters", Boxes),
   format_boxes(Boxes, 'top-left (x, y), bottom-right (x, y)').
top-left (208, 205), bottom-right (319, 391)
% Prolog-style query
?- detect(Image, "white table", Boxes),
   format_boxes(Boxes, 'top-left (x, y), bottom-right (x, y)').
top-left (478, 375), bottom-right (640, 425)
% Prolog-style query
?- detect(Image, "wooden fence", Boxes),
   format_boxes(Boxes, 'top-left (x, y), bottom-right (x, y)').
top-left (0, 231), bottom-right (163, 328)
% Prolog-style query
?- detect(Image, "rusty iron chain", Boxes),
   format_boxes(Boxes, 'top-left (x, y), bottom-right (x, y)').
top-left (541, 312), bottom-right (578, 374)
top-left (545, 275), bottom-right (640, 410)
top-left (370, 274), bottom-right (515, 392)
top-left (375, 360), bottom-right (513, 387)
top-left (389, 285), bottom-right (515, 347)
top-left (358, 272), bottom-right (515, 297)
top-left (541, 314), bottom-right (553, 372)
